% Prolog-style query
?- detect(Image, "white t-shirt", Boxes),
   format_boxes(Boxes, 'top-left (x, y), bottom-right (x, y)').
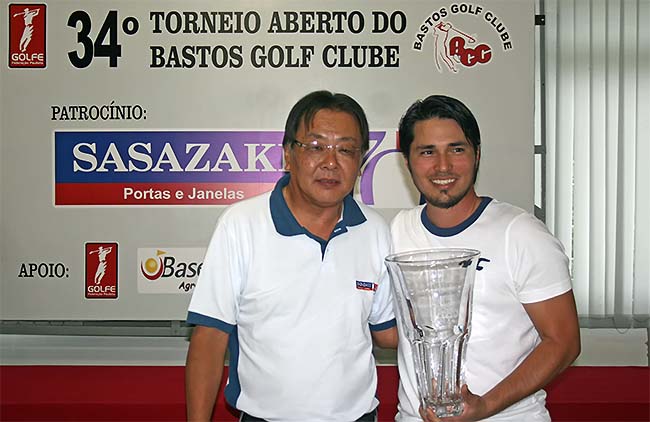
top-left (390, 198), bottom-right (572, 422)
top-left (188, 174), bottom-right (396, 422)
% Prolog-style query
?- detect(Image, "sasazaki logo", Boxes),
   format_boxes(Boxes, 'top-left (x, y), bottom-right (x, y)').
top-left (53, 130), bottom-right (393, 206)
top-left (412, 3), bottom-right (514, 74)
top-left (137, 248), bottom-right (205, 294)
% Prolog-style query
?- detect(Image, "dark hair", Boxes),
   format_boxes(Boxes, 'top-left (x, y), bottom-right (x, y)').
top-left (398, 95), bottom-right (481, 159)
top-left (282, 90), bottom-right (369, 153)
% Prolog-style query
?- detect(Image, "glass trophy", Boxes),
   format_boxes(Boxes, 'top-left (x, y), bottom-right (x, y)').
top-left (385, 248), bottom-right (480, 417)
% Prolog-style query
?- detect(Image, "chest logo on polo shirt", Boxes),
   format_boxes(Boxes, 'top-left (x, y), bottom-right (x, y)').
top-left (356, 280), bottom-right (377, 291)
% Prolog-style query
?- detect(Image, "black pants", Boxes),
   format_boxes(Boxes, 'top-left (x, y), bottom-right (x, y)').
top-left (240, 408), bottom-right (378, 422)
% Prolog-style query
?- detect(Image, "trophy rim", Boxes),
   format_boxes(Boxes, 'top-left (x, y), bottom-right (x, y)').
top-left (385, 247), bottom-right (480, 264)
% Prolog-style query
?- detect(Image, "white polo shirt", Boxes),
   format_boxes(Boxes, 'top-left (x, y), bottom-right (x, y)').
top-left (390, 198), bottom-right (572, 422)
top-left (188, 174), bottom-right (396, 422)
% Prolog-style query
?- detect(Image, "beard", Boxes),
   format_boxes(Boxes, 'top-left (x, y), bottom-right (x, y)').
top-left (422, 183), bottom-right (473, 209)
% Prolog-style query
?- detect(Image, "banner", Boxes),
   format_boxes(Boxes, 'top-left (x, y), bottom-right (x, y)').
top-left (1, 0), bottom-right (534, 319)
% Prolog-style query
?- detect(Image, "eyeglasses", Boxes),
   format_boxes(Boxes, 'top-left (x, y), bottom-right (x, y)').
top-left (292, 139), bottom-right (362, 160)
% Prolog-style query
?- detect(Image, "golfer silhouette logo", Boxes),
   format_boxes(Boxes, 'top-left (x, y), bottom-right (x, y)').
top-left (8, 4), bottom-right (46, 68)
top-left (433, 21), bottom-right (492, 73)
top-left (13, 7), bottom-right (40, 52)
top-left (89, 245), bottom-right (113, 285)
top-left (85, 242), bottom-right (118, 299)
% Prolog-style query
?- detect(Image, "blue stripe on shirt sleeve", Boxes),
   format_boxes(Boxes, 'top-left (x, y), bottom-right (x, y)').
top-left (369, 318), bottom-right (397, 332)
top-left (186, 311), bottom-right (236, 334)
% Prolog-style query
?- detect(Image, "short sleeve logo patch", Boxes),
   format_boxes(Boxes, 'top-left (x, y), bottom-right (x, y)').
top-left (356, 280), bottom-right (377, 291)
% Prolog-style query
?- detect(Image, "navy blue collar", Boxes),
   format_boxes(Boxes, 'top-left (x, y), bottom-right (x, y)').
top-left (270, 173), bottom-right (366, 243)
top-left (421, 197), bottom-right (493, 237)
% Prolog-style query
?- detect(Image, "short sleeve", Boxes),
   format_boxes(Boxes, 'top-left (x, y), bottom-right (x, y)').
top-left (368, 222), bottom-right (396, 330)
top-left (506, 213), bottom-right (573, 304)
top-left (186, 210), bottom-right (243, 332)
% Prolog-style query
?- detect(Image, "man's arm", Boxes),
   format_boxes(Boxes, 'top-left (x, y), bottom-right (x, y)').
top-left (475, 290), bottom-right (580, 418)
top-left (423, 290), bottom-right (580, 422)
top-left (185, 325), bottom-right (230, 421)
top-left (371, 325), bottom-right (398, 349)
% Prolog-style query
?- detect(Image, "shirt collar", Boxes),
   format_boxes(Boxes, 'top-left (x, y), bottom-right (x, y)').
top-left (270, 173), bottom-right (366, 237)
top-left (421, 196), bottom-right (493, 237)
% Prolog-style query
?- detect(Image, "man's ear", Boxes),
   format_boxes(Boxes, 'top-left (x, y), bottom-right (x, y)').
top-left (283, 147), bottom-right (291, 171)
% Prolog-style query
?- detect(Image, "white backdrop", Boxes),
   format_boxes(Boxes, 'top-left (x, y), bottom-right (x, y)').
top-left (1, 0), bottom-right (534, 320)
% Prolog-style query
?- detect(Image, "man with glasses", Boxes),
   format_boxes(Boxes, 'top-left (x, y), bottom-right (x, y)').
top-left (186, 90), bottom-right (397, 422)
